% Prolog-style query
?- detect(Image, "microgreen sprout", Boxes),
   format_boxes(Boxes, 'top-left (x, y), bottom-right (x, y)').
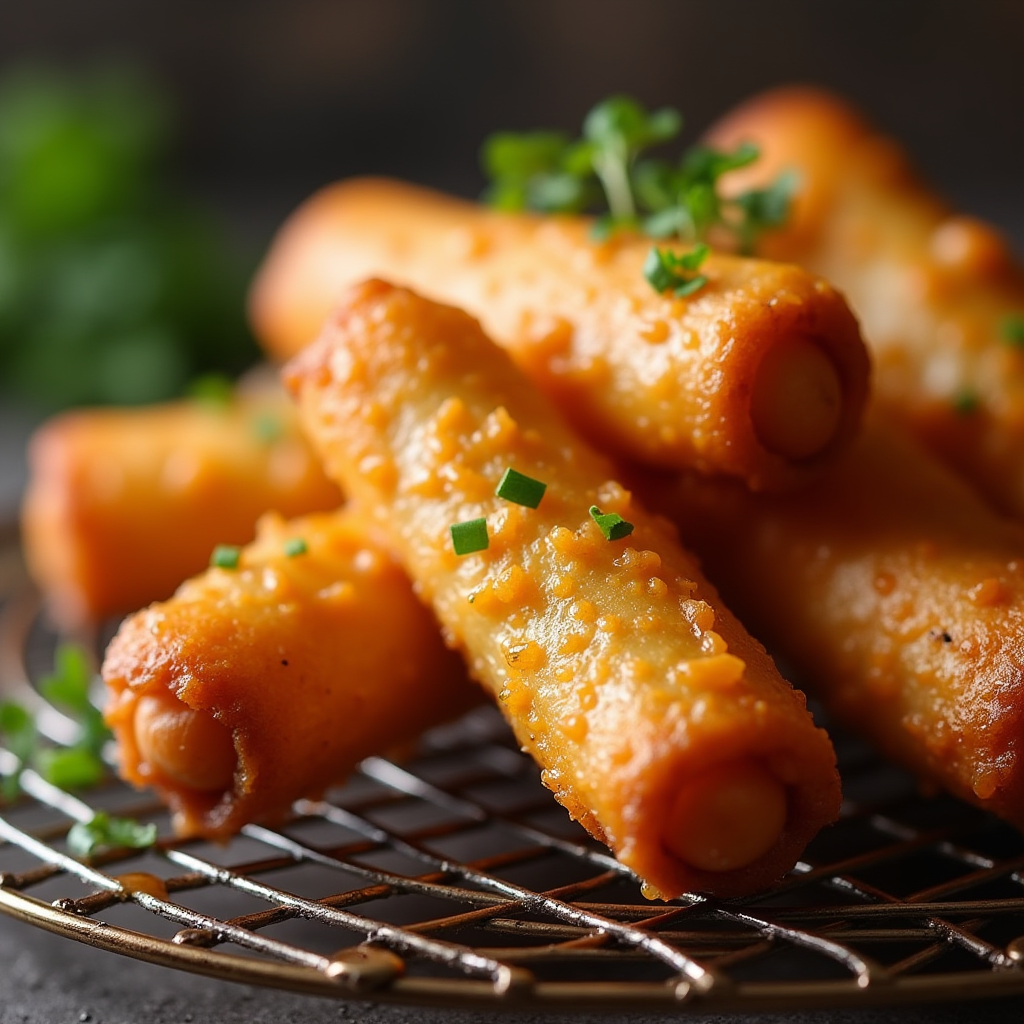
top-left (481, 94), bottom-right (797, 278)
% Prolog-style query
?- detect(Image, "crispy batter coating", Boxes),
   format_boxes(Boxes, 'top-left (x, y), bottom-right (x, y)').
top-left (707, 87), bottom-right (1024, 517)
top-left (22, 391), bottom-right (341, 627)
top-left (661, 416), bottom-right (1024, 827)
top-left (252, 177), bottom-right (869, 492)
top-left (102, 509), bottom-right (477, 837)
top-left (284, 279), bottom-right (840, 899)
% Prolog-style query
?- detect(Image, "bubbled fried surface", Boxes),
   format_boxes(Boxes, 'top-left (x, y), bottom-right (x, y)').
top-left (665, 416), bottom-right (1024, 829)
top-left (252, 177), bottom-right (868, 491)
top-left (102, 508), bottom-right (476, 838)
top-left (707, 86), bottom-right (1024, 519)
top-left (285, 280), bottom-right (840, 899)
top-left (22, 393), bottom-right (341, 628)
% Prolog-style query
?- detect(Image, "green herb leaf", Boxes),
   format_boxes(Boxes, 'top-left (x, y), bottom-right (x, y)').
top-left (1002, 315), bottom-right (1024, 348)
top-left (643, 243), bottom-right (710, 297)
top-left (35, 745), bottom-right (106, 790)
top-left (589, 505), bottom-right (635, 542)
top-left (730, 169), bottom-right (801, 255)
top-left (39, 642), bottom-right (111, 757)
top-left (953, 392), bottom-right (980, 416)
top-left (283, 537), bottom-right (307, 557)
top-left (210, 544), bottom-right (241, 569)
top-left (66, 810), bottom-right (157, 859)
top-left (38, 643), bottom-right (92, 716)
top-left (251, 412), bottom-right (284, 444)
top-left (450, 518), bottom-right (489, 556)
top-left (495, 467), bottom-right (547, 509)
top-left (0, 702), bottom-right (37, 763)
top-left (0, 701), bottom-right (38, 800)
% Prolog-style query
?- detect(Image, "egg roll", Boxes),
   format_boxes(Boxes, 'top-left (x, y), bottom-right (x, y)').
top-left (284, 279), bottom-right (841, 899)
top-left (102, 508), bottom-right (477, 838)
top-left (706, 87), bottom-right (1024, 517)
top-left (252, 177), bottom-right (870, 492)
top-left (22, 390), bottom-right (342, 627)
top-left (658, 416), bottom-right (1024, 828)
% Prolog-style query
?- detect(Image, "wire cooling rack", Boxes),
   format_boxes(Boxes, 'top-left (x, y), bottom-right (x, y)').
top-left (3, 527), bottom-right (1024, 1013)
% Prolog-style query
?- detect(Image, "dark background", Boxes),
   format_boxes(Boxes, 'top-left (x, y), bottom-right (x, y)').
top-left (3, 0), bottom-right (1022, 255)
top-left (2, 2), bottom-right (1024, 1019)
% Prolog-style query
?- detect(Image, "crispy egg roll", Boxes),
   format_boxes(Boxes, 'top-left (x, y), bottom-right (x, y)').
top-left (102, 508), bottom-right (477, 837)
top-left (22, 390), bottom-right (341, 627)
top-left (658, 416), bottom-right (1024, 827)
top-left (707, 87), bottom-right (1024, 517)
top-left (284, 279), bottom-right (840, 899)
top-left (252, 177), bottom-right (870, 492)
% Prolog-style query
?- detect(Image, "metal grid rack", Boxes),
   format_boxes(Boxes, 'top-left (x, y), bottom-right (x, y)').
top-left (3, 529), bottom-right (1024, 1013)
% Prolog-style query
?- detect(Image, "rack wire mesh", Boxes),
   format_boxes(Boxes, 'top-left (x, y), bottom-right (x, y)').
top-left (3, 523), bottom-right (1024, 1013)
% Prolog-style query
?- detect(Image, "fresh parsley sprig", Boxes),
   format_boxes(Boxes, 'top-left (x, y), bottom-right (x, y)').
top-left (0, 643), bottom-right (112, 798)
top-left (481, 95), bottom-right (797, 287)
top-left (66, 811), bottom-right (157, 859)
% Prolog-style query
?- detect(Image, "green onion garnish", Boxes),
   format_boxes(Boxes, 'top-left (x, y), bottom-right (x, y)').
top-left (451, 518), bottom-right (489, 556)
top-left (210, 544), bottom-right (241, 569)
top-left (953, 392), bottom-right (980, 416)
top-left (589, 505), bottom-right (635, 541)
top-left (252, 413), bottom-right (285, 443)
top-left (283, 537), bottom-right (308, 558)
top-left (495, 467), bottom-right (547, 508)
top-left (1002, 315), bottom-right (1024, 348)
top-left (66, 811), bottom-right (157, 859)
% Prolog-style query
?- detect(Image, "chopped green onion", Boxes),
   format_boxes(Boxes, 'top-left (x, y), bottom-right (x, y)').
top-left (1002, 315), bottom-right (1024, 347)
top-left (67, 811), bottom-right (157, 859)
top-left (953, 392), bottom-right (980, 416)
top-left (210, 544), bottom-right (241, 569)
top-left (589, 505), bottom-right (635, 541)
top-left (450, 518), bottom-right (489, 556)
top-left (283, 537), bottom-right (308, 558)
top-left (495, 467), bottom-right (547, 509)
top-left (251, 412), bottom-right (284, 443)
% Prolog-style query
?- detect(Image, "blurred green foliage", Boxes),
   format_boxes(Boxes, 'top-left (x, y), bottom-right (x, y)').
top-left (0, 63), bottom-right (259, 409)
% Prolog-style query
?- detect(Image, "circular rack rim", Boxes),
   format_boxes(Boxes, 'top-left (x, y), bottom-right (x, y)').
top-left (3, 529), bottom-right (1024, 1013)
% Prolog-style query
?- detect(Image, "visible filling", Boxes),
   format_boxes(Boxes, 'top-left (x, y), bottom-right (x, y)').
top-left (133, 691), bottom-right (236, 793)
top-left (750, 336), bottom-right (843, 461)
top-left (663, 759), bottom-right (788, 873)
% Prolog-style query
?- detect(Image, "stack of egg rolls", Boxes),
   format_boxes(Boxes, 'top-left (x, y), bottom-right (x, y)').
top-left (28, 88), bottom-right (1024, 900)
top-left (283, 279), bottom-right (841, 899)
top-left (705, 86), bottom-right (1024, 519)
top-left (250, 177), bottom-right (870, 492)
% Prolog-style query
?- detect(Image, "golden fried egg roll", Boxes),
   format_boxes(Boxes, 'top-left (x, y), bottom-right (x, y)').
top-left (284, 279), bottom-right (840, 899)
top-left (22, 390), bottom-right (341, 627)
top-left (660, 416), bottom-right (1024, 828)
top-left (252, 177), bottom-right (869, 492)
top-left (102, 508), bottom-right (477, 838)
top-left (707, 87), bottom-right (1024, 517)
